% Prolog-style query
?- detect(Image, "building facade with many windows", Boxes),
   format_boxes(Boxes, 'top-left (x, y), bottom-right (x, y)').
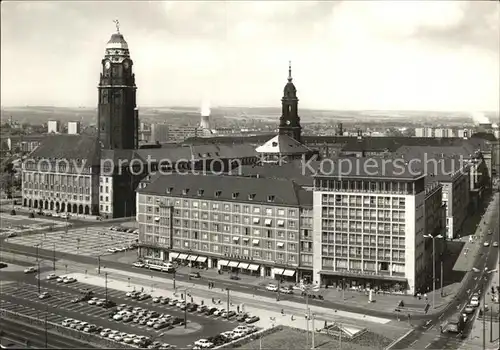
top-left (312, 158), bottom-right (443, 294)
top-left (21, 135), bottom-right (101, 215)
top-left (136, 173), bottom-right (313, 282)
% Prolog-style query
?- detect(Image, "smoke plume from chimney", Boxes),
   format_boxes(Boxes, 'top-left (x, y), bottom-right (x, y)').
top-left (201, 99), bottom-right (211, 117)
top-left (471, 111), bottom-right (490, 125)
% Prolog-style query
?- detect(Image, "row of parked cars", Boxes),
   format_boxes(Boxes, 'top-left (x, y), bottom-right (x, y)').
top-left (150, 295), bottom-right (260, 323)
top-left (107, 244), bottom-right (137, 253)
top-left (125, 291), bottom-right (152, 301)
top-left (111, 304), bottom-right (185, 331)
top-left (193, 324), bottom-right (259, 349)
top-left (46, 273), bottom-right (77, 284)
top-left (61, 318), bottom-right (173, 349)
top-left (109, 226), bottom-right (139, 234)
top-left (265, 283), bottom-right (294, 294)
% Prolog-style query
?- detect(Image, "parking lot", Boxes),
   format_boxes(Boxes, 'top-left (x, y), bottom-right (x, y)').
top-left (5, 225), bottom-right (138, 257)
top-left (0, 278), bottom-right (246, 348)
top-left (0, 213), bottom-right (64, 237)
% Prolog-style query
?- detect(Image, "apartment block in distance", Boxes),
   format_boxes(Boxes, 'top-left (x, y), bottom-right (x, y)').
top-left (136, 173), bottom-right (313, 282)
top-left (312, 158), bottom-right (443, 294)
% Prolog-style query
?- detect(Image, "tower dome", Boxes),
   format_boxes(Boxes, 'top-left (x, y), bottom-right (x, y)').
top-left (106, 33), bottom-right (129, 50)
top-left (104, 20), bottom-right (130, 63)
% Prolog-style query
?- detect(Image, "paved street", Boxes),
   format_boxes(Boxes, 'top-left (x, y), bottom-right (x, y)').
top-left (391, 193), bottom-right (500, 349)
top-left (5, 225), bottom-right (138, 257)
top-left (0, 212), bottom-right (65, 237)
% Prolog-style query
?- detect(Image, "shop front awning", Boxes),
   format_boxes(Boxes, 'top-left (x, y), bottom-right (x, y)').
top-left (283, 269), bottom-right (296, 277)
top-left (252, 239), bottom-right (260, 245)
top-left (219, 260), bottom-right (229, 266)
top-left (248, 264), bottom-right (260, 271)
top-left (187, 255), bottom-right (198, 261)
top-left (233, 237), bottom-right (240, 241)
top-left (196, 256), bottom-right (207, 263)
top-left (238, 263), bottom-right (249, 269)
top-left (178, 253), bottom-right (188, 260)
top-left (169, 252), bottom-right (179, 259)
top-left (228, 261), bottom-right (239, 268)
top-left (272, 268), bottom-right (285, 275)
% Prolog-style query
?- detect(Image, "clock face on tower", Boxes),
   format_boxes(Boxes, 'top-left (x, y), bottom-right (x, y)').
top-left (104, 61), bottom-right (111, 70)
top-left (286, 120), bottom-right (291, 125)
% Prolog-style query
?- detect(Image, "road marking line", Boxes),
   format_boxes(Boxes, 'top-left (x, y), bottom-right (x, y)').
top-left (409, 340), bottom-right (418, 346)
top-left (424, 343), bottom-right (432, 348)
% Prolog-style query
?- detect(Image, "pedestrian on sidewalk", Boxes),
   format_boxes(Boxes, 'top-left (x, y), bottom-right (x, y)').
top-left (212, 297), bottom-right (215, 304)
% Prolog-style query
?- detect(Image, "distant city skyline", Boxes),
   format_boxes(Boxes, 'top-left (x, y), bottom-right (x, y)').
top-left (1, 1), bottom-right (499, 112)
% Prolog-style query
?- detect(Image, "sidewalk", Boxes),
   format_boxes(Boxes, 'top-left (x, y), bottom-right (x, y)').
top-left (39, 265), bottom-right (412, 341)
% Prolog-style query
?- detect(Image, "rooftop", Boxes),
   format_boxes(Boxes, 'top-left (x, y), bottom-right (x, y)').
top-left (314, 157), bottom-right (425, 180)
top-left (255, 134), bottom-right (311, 154)
top-left (139, 173), bottom-right (313, 207)
top-left (234, 158), bottom-right (323, 187)
top-left (27, 135), bottom-right (100, 166)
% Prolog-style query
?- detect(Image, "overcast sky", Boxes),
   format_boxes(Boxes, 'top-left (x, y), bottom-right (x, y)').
top-left (1, 1), bottom-right (499, 112)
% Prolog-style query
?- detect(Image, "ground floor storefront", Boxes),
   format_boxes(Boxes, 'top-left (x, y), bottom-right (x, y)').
top-left (138, 247), bottom-right (308, 284)
top-left (318, 271), bottom-right (410, 294)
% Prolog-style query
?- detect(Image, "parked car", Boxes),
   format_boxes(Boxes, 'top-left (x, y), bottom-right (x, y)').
top-left (123, 314), bottom-right (134, 323)
top-left (246, 316), bottom-right (260, 324)
top-left (95, 299), bottom-right (106, 306)
top-left (197, 306), bottom-right (208, 314)
top-left (46, 273), bottom-right (58, 280)
top-left (279, 286), bottom-right (294, 294)
top-left (189, 272), bottom-right (201, 279)
top-left (23, 267), bottom-right (37, 274)
top-left (206, 307), bottom-right (218, 315)
top-left (126, 291), bottom-right (141, 298)
top-left (484, 241), bottom-right (490, 247)
top-left (230, 275), bottom-right (241, 280)
top-left (133, 261), bottom-right (145, 268)
top-left (62, 318), bottom-right (75, 327)
top-left (493, 242), bottom-right (498, 247)
top-left (137, 293), bottom-right (151, 301)
top-left (0, 262), bottom-right (8, 269)
top-left (63, 277), bottom-right (77, 284)
top-left (236, 313), bottom-right (249, 322)
top-left (194, 339), bottom-right (214, 348)
top-left (266, 284), bottom-right (278, 292)
top-left (161, 297), bottom-right (170, 305)
top-left (38, 291), bottom-right (50, 299)
top-left (88, 297), bottom-right (99, 305)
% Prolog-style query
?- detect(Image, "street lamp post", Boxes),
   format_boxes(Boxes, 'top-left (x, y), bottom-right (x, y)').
top-left (35, 244), bottom-right (40, 294)
top-left (226, 288), bottom-right (230, 320)
top-left (105, 272), bottom-right (108, 303)
top-left (423, 234), bottom-right (443, 309)
top-left (52, 242), bottom-right (56, 272)
top-left (311, 313), bottom-right (315, 349)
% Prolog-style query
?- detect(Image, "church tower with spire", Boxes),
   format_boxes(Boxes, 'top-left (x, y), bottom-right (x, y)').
top-left (278, 62), bottom-right (302, 143)
top-left (97, 21), bottom-right (138, 150)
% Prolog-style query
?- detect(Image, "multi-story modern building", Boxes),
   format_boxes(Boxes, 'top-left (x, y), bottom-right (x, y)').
top-left (136, 173), bottom-right (313, 282)
top-left (67, 121), bottom-right (81, 135)
top-left (47, 120), bottom-right (61, 134)
top-left (312, 158), bottom-right (444, 294)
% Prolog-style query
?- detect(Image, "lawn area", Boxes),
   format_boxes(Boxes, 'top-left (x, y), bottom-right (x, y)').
top-left (234, 326), bottom-right (393, 350)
